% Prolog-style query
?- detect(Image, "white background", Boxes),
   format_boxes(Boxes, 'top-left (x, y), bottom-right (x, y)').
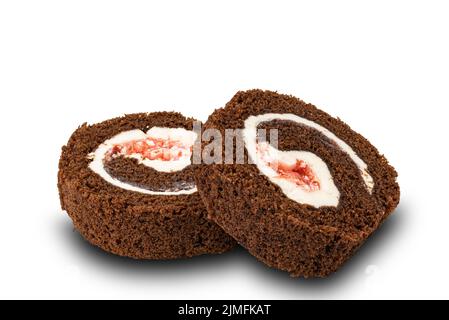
top-left (0, 0), bottom-right (448, 300)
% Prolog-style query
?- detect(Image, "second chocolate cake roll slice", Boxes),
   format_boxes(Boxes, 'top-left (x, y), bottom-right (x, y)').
top-left (194, 90), bottom-right (400, 277)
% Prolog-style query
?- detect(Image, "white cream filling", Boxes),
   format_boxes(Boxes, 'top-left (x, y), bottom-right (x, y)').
top-left (132, 127), bottom-right (196, 173)
top-left (256, 142), bottom-right (340, 207)
top-left (88, 127), bottom-right (197, 195)
top-left (243, 113), bottom-right (375, 208)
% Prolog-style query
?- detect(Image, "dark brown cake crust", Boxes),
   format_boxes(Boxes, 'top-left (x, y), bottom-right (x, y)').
top-left (58, 112), bottom-right (236, 259)
top-left (194, 90), bottom-right (400, 277)
top-left (104, 156), bottom-right (196, 192)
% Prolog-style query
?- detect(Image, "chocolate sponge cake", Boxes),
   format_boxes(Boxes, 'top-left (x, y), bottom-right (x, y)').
top-left (58, 112), bottom-right (235, 259)
top-left (194, 90), bottom-right (400, 277)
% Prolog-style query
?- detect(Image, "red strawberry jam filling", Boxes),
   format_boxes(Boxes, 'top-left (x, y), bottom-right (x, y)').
top-left (256, 142), bottom-right (321, 192)
top-left (269, 160), bottom-right (321, 192)
top-left (106, 137), bottom-right (192, 161)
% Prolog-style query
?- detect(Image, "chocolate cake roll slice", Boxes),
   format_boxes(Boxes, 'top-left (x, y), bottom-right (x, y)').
top-left (58, 112), bottom-right (236, 259)
top-left (194, 90), bottom-right (400, 277)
